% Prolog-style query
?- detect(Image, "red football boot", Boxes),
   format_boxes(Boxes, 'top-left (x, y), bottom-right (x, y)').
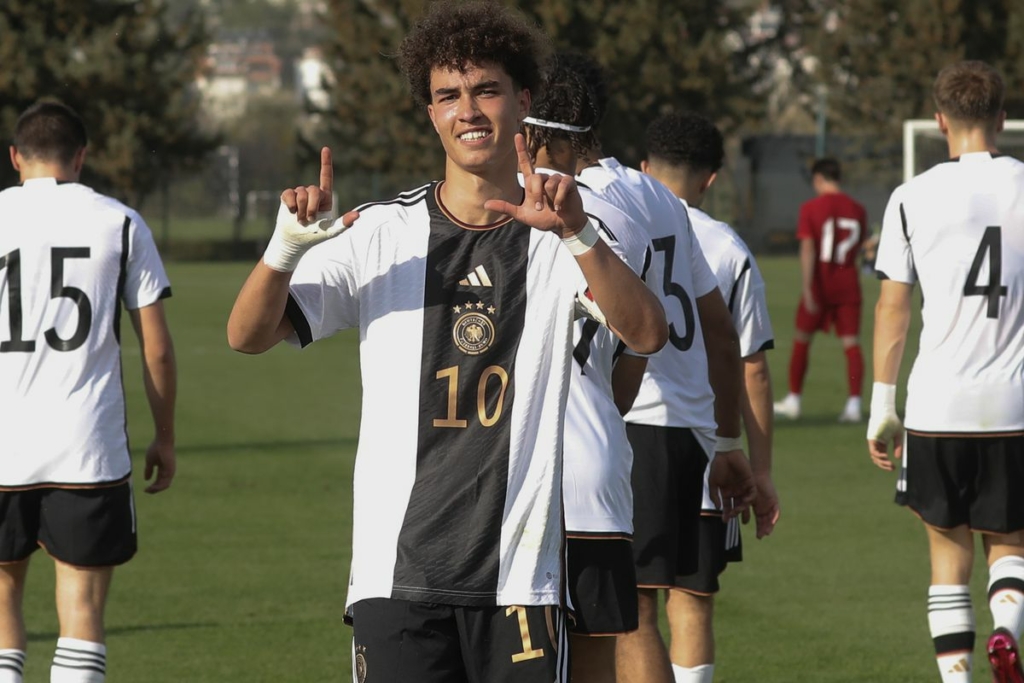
top-left (989, 627), bottom-right (1024, 683)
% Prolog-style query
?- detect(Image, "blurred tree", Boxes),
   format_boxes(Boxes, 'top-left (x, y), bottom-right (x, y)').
top-left (317, 0), bottom-right (785, 187)
top-left (0, 0), bottom-right (219, 204)
top-left (794, 0), bottom-right (1024, 178)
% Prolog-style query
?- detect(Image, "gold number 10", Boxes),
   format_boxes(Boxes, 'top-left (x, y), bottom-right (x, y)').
top-left (505, 605), bottom-right (545, 663)
top-left (433, 365), bottom-right (509, 428)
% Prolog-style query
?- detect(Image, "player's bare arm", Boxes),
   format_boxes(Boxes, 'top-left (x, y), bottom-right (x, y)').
top-left (228, 147), bottom-right (359, 354)
top-left (697, 289), bottom-right (756, 517)
top-left (486, 135), bottom-right (668, 354)
top-left (867, 280), bottom-right (913, 470)
top-left (799, 237), bottom-right (818, 314)
top-left (130, 303), bottom-right (177, 493)
top-left (741, 352), bottom-right (780, 538)
top-left (611, 354), bottom-right (648, 416)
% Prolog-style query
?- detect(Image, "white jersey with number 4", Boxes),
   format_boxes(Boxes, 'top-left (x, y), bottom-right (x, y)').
top-left (0, 178), bottom-right (171, 488)
top-left (578, 158), bottom-right (720, 448)
top-left (875, 152), bottom-right (1024, 433)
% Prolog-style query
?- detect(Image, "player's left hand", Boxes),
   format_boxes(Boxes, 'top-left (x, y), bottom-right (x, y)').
top-left (709, 449), bottom-right (757, 521)
top-left (144, 439), bottom-right (176, 493)
top-left (750, 473), bottom-right (781, 539)
top-left (483, 134), bottom-right (587, 238)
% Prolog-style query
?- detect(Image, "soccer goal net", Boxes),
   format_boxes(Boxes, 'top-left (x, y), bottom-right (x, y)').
top-left (903, 119), bottom-right (1024, 182)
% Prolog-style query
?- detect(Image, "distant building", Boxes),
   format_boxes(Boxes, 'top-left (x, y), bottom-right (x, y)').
top-left (197, 30), bottom-right (283, 121)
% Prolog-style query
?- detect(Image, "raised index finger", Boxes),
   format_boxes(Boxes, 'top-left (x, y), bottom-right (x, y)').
top-left (514, 133), bottom-right (534, 179)
top-left (320, 147), bottom-right (334, 194)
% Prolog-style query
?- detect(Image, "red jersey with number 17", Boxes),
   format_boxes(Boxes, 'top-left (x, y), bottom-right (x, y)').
top-left (796, 192), bottom-right (867, 304)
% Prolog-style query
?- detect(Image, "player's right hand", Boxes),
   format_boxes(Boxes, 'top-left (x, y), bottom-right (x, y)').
top-left (708, 449), bottom-right (757, 521)
top-left (802, 289), bottom-right (818, 315)
top-left (264, 147), bottom-right (360, 272)
top-left (751, 473), bottom-right (781, 539)
top-left (144, 440), bottom-right (176, 494)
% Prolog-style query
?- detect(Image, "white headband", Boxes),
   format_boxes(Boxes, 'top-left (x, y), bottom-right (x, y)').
top-left (522, 116), bottom-right (592, 133)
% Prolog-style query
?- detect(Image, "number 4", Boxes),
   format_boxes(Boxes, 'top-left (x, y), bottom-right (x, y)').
top-left (964, 226), bottom-right (1007, 319)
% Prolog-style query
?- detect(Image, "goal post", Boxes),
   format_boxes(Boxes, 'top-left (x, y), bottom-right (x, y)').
top-left (904, 119), bottom-right (1024, 183)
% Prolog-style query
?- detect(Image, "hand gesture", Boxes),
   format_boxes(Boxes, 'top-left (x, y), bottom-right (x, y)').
top-left (265, 147), bottom-right (360, 272)
top-left (867, 410), bottom-right (904, 471)
top-left (144, 439), bottom-right (176, 494)
top-left (708, 449), bottom-right (757, 521)
top-left (750, 473), bottom-right (781, 539)
top-left (483, 134), bottom-right (588, 238)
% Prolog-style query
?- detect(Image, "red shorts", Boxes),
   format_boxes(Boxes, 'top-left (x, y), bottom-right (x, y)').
top-left (795, 299), bottom-right (861, 337)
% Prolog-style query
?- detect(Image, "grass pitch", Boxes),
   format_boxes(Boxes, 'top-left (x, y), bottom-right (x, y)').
top-left (16, 257), bottom-right (995, 682)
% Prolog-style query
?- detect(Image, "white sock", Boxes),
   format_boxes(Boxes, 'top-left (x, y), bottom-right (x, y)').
top-left (989, 556), bottom-right (1024, 640)
top-left (51, 638), bottom-right (105, 683)
top-left (845, 396), bottom-right (862, 412)
top-left (0, 649), bottom-right (25, 683)
top-left (673, 663), bottom-right (714, 683)
top-left (928, 585), bottom-right (974, 683)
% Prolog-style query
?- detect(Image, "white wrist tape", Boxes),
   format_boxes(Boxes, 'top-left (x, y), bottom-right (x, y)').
top-left (561, 218), bottom-right (601, 256)
top-left (869, 382), bottom-right (897, 415)
top-left (263, 201), bottom-right (342, 272)
top-left (715, 435), bottom-right (743, 452)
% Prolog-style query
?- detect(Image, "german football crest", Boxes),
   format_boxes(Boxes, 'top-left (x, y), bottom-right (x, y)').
top-left (354, 645), bottom-right (368, 683)
top-left (452, 301), bottom-right (497, 355)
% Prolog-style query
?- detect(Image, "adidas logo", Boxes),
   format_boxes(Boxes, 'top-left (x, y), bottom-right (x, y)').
top-left (1001, 594), bottom-right (1019, 605)
top-left (948, 657), bottom-right (970, 673)
top-left (459, 265), bottom-right (492, 287)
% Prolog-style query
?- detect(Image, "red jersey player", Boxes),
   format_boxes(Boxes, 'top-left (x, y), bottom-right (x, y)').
top-left (775, 158), bottom-right (868, 422)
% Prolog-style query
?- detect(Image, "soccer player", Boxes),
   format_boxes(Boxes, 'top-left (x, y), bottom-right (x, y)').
top-left (226, 3), bottom-right (669, 681)
top-left (0, 101), bottom-right (176, 683)
top-left (566, 52), bottom-right (757, 683)
top-left (868, 60), bottom-right (1024, 683)
top-left (774, 157), bottom-right (868, 422)
top-left (642, 111), bottom-right (780, 683)
top-left (523, 53), bottom-right (652, 683)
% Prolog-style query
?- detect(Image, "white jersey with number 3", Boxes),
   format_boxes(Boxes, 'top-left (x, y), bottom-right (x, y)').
top-left (0, 178), bottom-right (171, 487)
top-left (875, 153), bottom-right (1024, 433)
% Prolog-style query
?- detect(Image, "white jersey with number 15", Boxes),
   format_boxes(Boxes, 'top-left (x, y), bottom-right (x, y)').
top-left (875, 153), bottom-right (1024, 433)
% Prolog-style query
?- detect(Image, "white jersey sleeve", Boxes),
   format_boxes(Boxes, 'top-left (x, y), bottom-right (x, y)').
top-left (286, 222), bottom-right (364, 346)
top-left (875, 186), bottom-right (917, 285)
top-left (688, 206), bottom-right (774, 358)
top-left (123, 213), bottom-right (171, 310)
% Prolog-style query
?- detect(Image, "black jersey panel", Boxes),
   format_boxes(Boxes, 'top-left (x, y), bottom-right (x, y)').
top-left (391, 194), bottom-right (531, 605)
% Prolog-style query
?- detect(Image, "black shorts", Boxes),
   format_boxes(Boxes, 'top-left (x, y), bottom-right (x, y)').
top-left (896, 432), bottom-right (1024, 533)
top-left (675, 514), bottom-right (743, 595)
top-left (0, 481), bottom-right (136, 567)
top-left (565, 537), bottom-right (638, 636)
top-left (626, 424), bottom-right (709, 587)
top-left (350, 599), bottom-right (568, 683)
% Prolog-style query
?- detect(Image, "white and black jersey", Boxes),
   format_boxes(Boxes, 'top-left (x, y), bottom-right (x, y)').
top-left (876, 152), bottom-right (1024, 433)
top-left (556, 173), bottom-right (653, 537)
top-left (0, 178), bottom-right (171, 488)
top-left (578, 159), bottom-right (720, 451)
top-left (286, 181), bottom-right (613, 610)
top-left (689, 206), bottom-right (774, 360)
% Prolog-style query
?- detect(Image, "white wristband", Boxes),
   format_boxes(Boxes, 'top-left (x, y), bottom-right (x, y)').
top-left (715, 435), bottom-right (743, 452)
top-left (561, 218), bottom-right (601, 256)
top-left (870, 382), bottom-right (897, 415)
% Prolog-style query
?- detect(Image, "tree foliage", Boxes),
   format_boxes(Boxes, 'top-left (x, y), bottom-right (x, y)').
top-left (797, 0), bottom-right (1024, 154)
top-left (319, 0), bottom-right (779, 186)
top-left (0, 0), bottom-right (219, 204)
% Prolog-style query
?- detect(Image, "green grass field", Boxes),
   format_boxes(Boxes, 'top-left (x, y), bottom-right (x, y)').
top-left (16, 256), bottom-right (996, 682)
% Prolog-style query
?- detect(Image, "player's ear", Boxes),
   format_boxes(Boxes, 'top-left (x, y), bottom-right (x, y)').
top-left (996, 110), bottom-right (1006, 134)
top-left (518, 87), bottom-right (531, 120)
top-left (935, 111), bottom-right (949, 135)
top-left (8, 146), bottom-right (19, 172)
top-left (640, 159), bottom-right (650, 174)
top-left (72, 147), bottom-right (87, 175)
top-left (702, 171), bottom-right (718, 193)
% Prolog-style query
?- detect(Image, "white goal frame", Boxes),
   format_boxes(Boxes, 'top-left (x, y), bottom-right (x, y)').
top-left (904, 119), bottom-right (1024, 182)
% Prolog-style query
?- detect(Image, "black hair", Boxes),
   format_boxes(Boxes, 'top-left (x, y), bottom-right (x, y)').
top-left (811, 158), bottom-right (841, 182)
top-left (13, 100), bottom-right (88, 165)
top-left (645, 111), bottom-right (724, 173)
top-left (525, 52), bottom-right (601, 160)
